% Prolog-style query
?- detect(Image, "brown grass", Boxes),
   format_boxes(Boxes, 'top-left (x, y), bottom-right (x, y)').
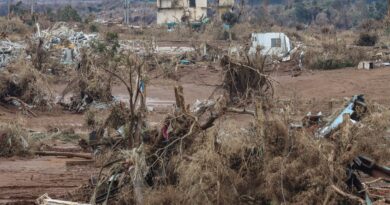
top-left (70, 97), bottom-right (390, 204)
top-left (0, 57), bottom-right (53, 108)
top-left (0, 123), bottom-right (29, 157)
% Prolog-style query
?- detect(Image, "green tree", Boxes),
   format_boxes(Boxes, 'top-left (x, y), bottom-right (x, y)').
top-left (294, 2), bottom-right (311, 24)
top-left (57, 5), bottom-right (81, 22)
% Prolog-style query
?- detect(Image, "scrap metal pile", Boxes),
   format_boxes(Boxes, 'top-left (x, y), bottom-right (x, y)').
top-left (0, 40), bottom-right (25, 68)
top-left (36, 22), bottom-right (98, 65)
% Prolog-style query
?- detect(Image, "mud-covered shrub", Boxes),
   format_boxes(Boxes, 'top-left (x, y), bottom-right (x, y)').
top-left (0, 62), bottom-right (53, 108)
top-left (0, 124), bottom-right (29, 157)
top-left (89, 24), bottom-right (99, 33)
top-left (305, 41), bottom-right (368, 70)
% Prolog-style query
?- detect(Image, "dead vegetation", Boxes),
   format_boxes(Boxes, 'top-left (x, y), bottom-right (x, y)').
top-left (0, 17), bottom-right (30, 40)
top-left (221, 54), bottom-right (273, 103)
top-left (28, 38), bottom-right (50, 72)
top-left (69, 92), bottom-right (390, 204)
top-left (0, 123), bottom-right (29, 157)
top-left (59, 50), bottom-right (113, 112)
top-left (304, 40), bottom-right (370, 70)
top-left (0, 58), bottom-right (53, 109)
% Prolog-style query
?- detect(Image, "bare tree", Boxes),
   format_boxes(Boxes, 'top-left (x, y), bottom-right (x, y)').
top-left (30, 0), bottom-right (34, 15)
top-left (8, 0), bottom-right (12, 20)
top-left (102, 52), bottom-right (147, 147)
top-left (388, 0), bottom-right (390, 19)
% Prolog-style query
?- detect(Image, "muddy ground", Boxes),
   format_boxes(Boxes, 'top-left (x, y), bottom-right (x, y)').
top-left (2, 58), bottom-right (390, 203)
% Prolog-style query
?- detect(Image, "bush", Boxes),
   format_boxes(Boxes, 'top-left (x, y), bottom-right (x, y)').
top-left (304, 42), bottom-right (368, 70)
top-left (0, 18), bottom-right (29, 36)
top-left (104, 32), bottom-right (120, 53)
top-left (0, 124), bottom-right (29, 157)
top-left (85, 108), bottom-right (97, 127)
top-left (57, 5), bottom-right (81, 22)
top-left (91, 40), bottom-right (107, 53)
top-left (356, 33), bottom-right (378, 46)
top-left (89, 24), bottom-right (99, 33)
top-left (105, 32), bottom-right (119, 43)
top-left (311, 59), bottom-right (354, 70)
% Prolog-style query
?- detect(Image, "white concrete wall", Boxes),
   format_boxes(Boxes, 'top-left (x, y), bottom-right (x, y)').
top-left (196, 0), bottom-right (207, 8)
top-left (157, 8), bottom-right (207, 24)
top-left (157, 9), bottom-right (184, 24)
top-left (157, 0), bottom-right (188, 8)
top-left (156, 0), bottom-right (207, 24)
top-left (219, 0), bottom-right (234, 7)
top-left (158, 0), bottom-right (173, 8)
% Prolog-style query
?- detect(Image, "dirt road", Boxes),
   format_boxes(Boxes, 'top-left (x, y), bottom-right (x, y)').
top-left (274, 67), bottom-right (390, 103)
top-left (0, 156), bottom-right (97, 204)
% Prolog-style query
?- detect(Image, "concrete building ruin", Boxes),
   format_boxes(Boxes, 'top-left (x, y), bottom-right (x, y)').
top-left (157, 0), bottom-right (207, 24)
top-left (218, 0), bottom-right (234, 17)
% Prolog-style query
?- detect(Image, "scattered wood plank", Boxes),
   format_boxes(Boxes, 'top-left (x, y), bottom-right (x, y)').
top-left (4, 96), bottom-right (38, 117)
top-left (66, 160), bottom-right (95, 167)
top-left (226, 107), bottom-right (255, 116)
top-left (331, 185), bottom-right (365, 204)
top-left (34, 151), bottom-right (92, 159)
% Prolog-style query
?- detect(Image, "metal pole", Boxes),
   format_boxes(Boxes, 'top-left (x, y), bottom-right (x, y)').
top-left (127, 0), bottom-right (129, 25)
top-left (124, 0), bottom-right (129, 25)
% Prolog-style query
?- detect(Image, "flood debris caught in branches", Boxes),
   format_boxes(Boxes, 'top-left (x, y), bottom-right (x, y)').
top-left (220, 54), bottom-right (274, 104)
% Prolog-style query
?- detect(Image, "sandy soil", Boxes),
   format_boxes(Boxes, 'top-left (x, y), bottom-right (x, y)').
top-left (0, 156), bottom-right (97, 204)
top-left (274, 67), bottom-right (390, 103)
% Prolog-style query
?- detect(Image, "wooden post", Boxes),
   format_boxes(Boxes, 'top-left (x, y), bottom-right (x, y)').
top-left (340, 114), bottom-right (352, 149)
top-left (255, 101), bottom-right (265, 136)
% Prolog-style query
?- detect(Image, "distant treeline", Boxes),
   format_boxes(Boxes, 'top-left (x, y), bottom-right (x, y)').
top-left (241, 0), bottom-right (387, 28)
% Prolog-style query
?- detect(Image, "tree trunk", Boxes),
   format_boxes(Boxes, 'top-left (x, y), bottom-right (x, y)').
top-left (388, 0), bottom-right (390, 19)
top-left (7, 0), bottom-right (12, 20)
top-left (31, 0), bottom-right (34, 15)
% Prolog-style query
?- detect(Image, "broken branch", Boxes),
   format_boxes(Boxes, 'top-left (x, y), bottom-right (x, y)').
top-left (34, 151), bottom-right (93, 159)
top-left (331, 185), bottom-right (365, 204)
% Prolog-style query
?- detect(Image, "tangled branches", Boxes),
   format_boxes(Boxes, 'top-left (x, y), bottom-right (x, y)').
top-left (220, 54), bottom-right (274, 104)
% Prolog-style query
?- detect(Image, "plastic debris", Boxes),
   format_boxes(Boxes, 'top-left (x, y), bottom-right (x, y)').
top-left (317, 95), bottom-right (367, 138)
top-left (36, 193), bottom-right (90, 205)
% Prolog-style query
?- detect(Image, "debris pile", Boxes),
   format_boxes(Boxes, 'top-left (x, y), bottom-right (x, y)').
top-left (0, 40), bottom-right (25, 68)
top-left (58, 51), bottom-right (113, 113)
top-left (39, 23), bottom-right (98, 49)
top-left (0, 62), bottom-right (53, 110)
top-left (220, 54), bottom-right (273, 103)
top-left (68, 87), bottom-right (390, 204)
top-left (37, 22), bottom-right (98, 65)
